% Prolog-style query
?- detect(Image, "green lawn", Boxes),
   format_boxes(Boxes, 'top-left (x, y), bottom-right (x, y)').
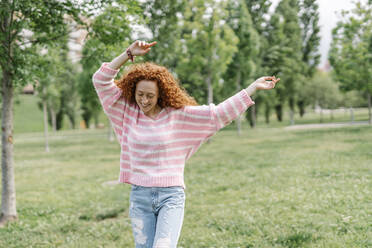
top-left (13, 94), bottom-right (109, 133)
top-left (0, 124), bottom-right (371, 247)
top-left (11, 94), bottom-right (371, 133)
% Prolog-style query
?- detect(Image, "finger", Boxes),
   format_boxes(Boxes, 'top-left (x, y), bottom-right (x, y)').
top-left (146, 41), bottom-right (157, 48)
top-left (143, 48), bottom-right (151, 54)
top-left (264, 76), bottom-right (274, 81)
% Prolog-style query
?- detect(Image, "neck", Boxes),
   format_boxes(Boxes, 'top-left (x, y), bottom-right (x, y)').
top-left (145, 104), bottom-right (161, 118)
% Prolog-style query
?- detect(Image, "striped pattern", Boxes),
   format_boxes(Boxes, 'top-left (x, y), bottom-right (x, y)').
top-left (92, 63), bottom-right (255, 188)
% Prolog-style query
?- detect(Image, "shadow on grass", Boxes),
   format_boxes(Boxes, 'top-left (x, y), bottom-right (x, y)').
top-left (276, 231), bottom-right (315, 248)
top-left (79, 207), bottom-right (126, 221)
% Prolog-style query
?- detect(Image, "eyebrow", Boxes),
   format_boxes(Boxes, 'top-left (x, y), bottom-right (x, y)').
top-left (137, 91), bottom-right (155, 95)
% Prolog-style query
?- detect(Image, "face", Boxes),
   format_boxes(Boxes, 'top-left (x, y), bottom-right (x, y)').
top-left (135, 80), bottom-right (159, 115)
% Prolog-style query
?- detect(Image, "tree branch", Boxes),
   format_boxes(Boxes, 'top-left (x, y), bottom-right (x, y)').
top-left (9, 0), bottom-right (15, 42)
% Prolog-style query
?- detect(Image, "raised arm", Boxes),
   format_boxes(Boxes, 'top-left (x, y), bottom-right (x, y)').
top-left (107, 40), bottom-right (157, 70)
top-left (181, 76), bottom-right (280, 135)
top-left (92, 40), bottom-right (157, 142)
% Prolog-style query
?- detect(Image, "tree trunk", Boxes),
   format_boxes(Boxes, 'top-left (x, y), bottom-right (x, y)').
top-left (206, 72), bottom-right (213, 143)
top-left (66, 112), bottom-right (75, 129)
top-left (320, 108), bottom-right (323, 123)
top-left (206, 74), bottom-right (213, 105)
top-left (265, 102), bottom-right (270, 124)
top-left (43, 99), bottom-right (50, 152)
top-left (248, 106), bottom-right (256, 128)
top-left (367, 92), bottom-right (371, 125)
top-left (297, 100), bottom-right (305, 117)
top-left (349, 107), bottom-right (354, 123)
top-left (275, 104), bottom-right (283, 122)
top-left (289, 110), bottom-right (294, 125)
top-left (94, 113), bottom-right (99, 129)
top-left (0, 70), bottom-right (18, 227)
top-left (289, 98), bottom-right (295, 125)
top-left (56, 110), bottom-right (64, 130)
top-left (82, 110), bottom-right (91, 130)
top-left (50, 108), bottom-right (57, 132)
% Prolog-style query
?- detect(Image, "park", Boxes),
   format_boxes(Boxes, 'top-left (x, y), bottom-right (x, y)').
top-left (1, 0), bottom-right (371, 247)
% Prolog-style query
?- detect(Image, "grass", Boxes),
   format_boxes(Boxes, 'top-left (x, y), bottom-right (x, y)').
top-left (0, 94), bottom-right (371, 247)
top-left (0, 123), bottom-right (371, 247)
top-left (13, 94), bottom-right (109, 133)
top-left (11, 94), bottom-right (371, 133)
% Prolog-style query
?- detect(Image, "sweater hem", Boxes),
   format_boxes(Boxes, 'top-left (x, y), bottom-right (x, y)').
top-left (118, 171), bottom-right (186, 189)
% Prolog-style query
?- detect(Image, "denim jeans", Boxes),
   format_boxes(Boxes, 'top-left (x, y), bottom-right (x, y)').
top-left (129, 184), bottom-right (186, 248)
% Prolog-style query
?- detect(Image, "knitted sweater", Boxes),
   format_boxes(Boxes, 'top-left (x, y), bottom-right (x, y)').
top-left (93, 63), bottom-right (255, 188)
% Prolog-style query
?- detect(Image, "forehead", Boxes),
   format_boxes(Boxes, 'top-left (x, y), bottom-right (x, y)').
top-left (136, 80), bottom-right (158, 94)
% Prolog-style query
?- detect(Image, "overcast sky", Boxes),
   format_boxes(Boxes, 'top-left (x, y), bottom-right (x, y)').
top-left (270, 0), bottom-right (357, 68)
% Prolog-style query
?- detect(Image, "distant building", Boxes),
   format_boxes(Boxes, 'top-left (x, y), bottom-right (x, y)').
top-left (22, 84), bottom-right (34, 94)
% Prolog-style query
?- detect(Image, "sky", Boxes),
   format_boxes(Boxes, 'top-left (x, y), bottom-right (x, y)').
top-left (270, 0), bottom-right (357, 68)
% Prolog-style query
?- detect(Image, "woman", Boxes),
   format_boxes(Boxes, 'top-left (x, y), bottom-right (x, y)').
top-left (92, 40), bottom-right (279, 248)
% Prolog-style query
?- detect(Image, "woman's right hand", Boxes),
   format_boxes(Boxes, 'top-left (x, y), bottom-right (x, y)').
top-left (128, 40), bottom-right (157, 56)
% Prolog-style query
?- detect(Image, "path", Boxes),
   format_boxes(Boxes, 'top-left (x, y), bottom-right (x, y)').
top-left (284, 121), bottom-right (370, 130)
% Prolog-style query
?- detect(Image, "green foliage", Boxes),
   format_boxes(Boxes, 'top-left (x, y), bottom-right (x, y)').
top-left (79, 0), bottom-right (141, 126)
top-left (305, 71), bottom-right (343, 109)
top-left (245, 0), bottom-right (272, 34)
top-left (0, 0), bottom-right (86, 85)
top-left (223, 0), bottom-right (259, 98)
top-left (32, 41), bottom-right (81, 130)
top-left (329, 1), bottom-right (372, 95)
top-left (299, 0), bottom-right (321, 78)
top-left (175, 0), bottom-right (238, 104)
top-left (263, 0), bottom-right (305, 121)
top-left (142, 0), bottom-right (186, 68)
top-left (296, 0), bottom-right (321, 116)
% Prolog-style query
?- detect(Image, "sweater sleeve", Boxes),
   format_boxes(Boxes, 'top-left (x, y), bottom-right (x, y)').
top-left (92, 63), bottom-right (126, 143)
top-left (182, 89), bottom-right (255, 139)
top-left (212, 89), bottom-right (255, 131)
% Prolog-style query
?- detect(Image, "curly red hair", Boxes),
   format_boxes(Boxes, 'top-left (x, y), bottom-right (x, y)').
top-left (115, 62), bottom-right (198, 108)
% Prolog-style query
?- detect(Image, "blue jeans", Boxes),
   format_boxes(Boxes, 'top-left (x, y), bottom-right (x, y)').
top-left (129, 184), bottom-right (186, 248)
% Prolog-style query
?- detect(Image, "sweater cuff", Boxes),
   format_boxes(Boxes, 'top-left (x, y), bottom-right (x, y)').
top-left (240, 89), bottom-right (255, 108)
top-left (101, 62), bottom-right (120, 77)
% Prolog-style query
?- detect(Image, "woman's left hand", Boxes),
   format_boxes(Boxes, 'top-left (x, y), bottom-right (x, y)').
top-left (253, 76), bottom-right (280, 90)
top-left (245, 76), bottom-right (280, 96)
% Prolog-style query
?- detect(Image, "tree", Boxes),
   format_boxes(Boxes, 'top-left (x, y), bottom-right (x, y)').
top-left (297, 0), bottom-right (321, 117)
top-left (176, 0), bottom-right (238, 105)
top-left (329, 1), bottom-right (372, 124)
top-left (33, 47), bottom-right (59, 151)
top-left (262, 0), bottom-right (304, 124)
top-left (0, 0), bottom-right (108, 227)
top-left (142, 0), bottom-right (186, 68)
top-left (246, 0), bottom-right (273, 125)
top-left (306, 71), bottom-right (342, 122)
top-left (79, 2), bottom-right (140, 129)
top-left (224, 0), bottom-right (259, 132)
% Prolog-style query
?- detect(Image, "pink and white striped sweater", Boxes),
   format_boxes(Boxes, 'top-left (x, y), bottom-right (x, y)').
top-left (93, 63), bottom-right (255, 188)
